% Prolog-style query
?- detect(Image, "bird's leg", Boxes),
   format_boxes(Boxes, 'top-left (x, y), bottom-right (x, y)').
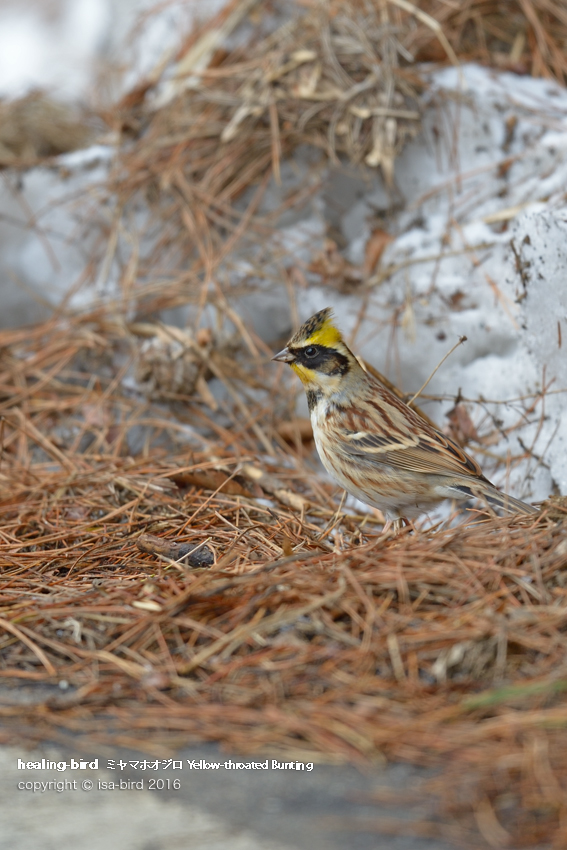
top-left (382, 517), bottom-right (408, 536)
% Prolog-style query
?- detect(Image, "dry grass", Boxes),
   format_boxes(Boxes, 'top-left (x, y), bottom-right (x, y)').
top-left (415, 0), bottom-right (567, 83)
top-left (0, 93), bottom-right (94, 166)
top-left (0, 311), bottom-right (567, 848)
top-left (98, 0), bottom-right (428, 315)
top-left (88, 0), bottom-right (567, 320)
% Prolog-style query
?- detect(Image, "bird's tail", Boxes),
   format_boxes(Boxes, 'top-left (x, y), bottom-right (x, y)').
top-left (454, 484), bottom-right (537, 515)
top-left (482, 489), bottom-right (537, 515)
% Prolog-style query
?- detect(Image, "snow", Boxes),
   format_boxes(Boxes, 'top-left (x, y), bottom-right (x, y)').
top-left (0, 0), bottom-right (110, 101)
top-left (0, 0), bottom-right (228, 103)
top-left (510, 209), bottom-right (567, 494)
top-left (0, 154), bottom-right (113, 320)
top-left (260, 62), bottom-right (567, 502)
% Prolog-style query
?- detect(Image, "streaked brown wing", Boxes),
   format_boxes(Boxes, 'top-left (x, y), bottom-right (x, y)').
top-left (338, 381), bottom-right (486, 480)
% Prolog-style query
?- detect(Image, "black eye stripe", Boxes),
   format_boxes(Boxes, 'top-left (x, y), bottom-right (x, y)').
top-left (290, 345), bottom-right (350, 376)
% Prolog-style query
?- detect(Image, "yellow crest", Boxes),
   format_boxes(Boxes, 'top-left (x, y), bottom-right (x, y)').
top-left (288, 307), bottom-right (343, 349)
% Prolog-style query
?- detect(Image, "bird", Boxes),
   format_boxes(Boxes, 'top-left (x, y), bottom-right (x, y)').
top-left (272, 307), bottom-right (537, 533)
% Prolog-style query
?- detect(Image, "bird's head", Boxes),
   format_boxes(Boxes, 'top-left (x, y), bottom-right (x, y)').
top-left (272, 308), bottom-right (361, 402)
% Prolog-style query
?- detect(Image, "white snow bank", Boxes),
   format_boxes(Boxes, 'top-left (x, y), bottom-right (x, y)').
top-left (509, 210), bottom-right (567, 495)
top-left (261, 64), bottom-right (567, 501)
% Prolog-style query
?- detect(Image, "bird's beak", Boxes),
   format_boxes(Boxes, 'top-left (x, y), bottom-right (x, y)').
top-left (272, 347), bottom-right (295, 363)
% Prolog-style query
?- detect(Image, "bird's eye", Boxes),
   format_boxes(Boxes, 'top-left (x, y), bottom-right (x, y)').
top-left (304, 345), bottom-right (318, 358)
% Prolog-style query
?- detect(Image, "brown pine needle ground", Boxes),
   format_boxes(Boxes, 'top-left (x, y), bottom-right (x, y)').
top-left (0, 309), bottom-right (566, 848)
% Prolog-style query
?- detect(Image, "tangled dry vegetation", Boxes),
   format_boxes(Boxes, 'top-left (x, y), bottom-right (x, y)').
top-left (1, 309), bottom-right (567, 848)
top-left (97, 0), bottom-right (567, 316)
top-left (2, 1), bottom-right (567, 847)
top-left (102, 0), bottom-right (427, 314)
top-left (414, 0), bottom-right (567, 82)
